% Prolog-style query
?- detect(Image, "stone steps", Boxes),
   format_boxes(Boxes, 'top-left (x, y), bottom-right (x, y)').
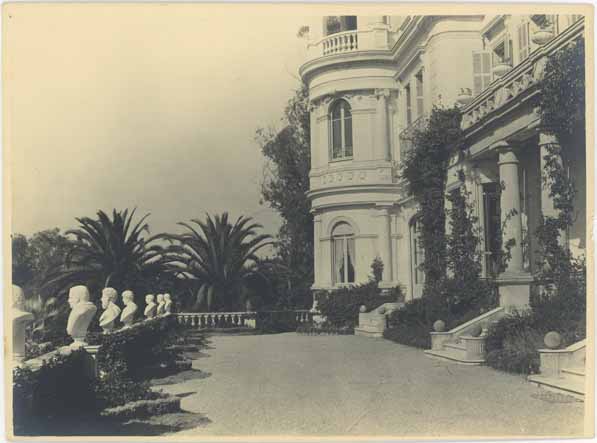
top-left (561, 366), bottom-right (585, 381)
top-left (423, 348), bottom-right (484, 365)
top-left (443, 342), bottom-right (466, 352)
top-left (528, 372), bottom-right (585, 400)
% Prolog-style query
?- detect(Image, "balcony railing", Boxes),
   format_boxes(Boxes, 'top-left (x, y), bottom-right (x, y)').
top-left (321, 30), bottom-right (359, 56)
top-left (461, 17), bottom-right (584, 131)
top-left (398, 114), bottom-right (429, 156)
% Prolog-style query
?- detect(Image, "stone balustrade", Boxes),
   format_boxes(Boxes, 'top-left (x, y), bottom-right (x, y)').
top-left (320, 30), bottom-right (359, 56)
top-left (176, 310), bottom-right (314, 330)
top-left (177, 312), bottom-right (257, 329)
top-left (460, 17), bottom-right (584, 131)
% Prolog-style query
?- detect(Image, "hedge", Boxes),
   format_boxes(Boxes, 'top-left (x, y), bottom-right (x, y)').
top-left (384, 278), bottom-right (497, 348)
top-left (13, 315), bottom-right (196, 434)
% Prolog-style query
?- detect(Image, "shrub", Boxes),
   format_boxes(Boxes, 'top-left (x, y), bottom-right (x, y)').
top-left (317, 282), bottom-right (402, 329)
top-left (485, 311), bottom-right (543, 374)
top-left (13, 349), bottom-right (97, 434)
top-left (256, 311), bottom-right (299, 333)
top-left (384, 278), bottom-right (497, 348)
top-left (91, 315), bottom-right (186, 407)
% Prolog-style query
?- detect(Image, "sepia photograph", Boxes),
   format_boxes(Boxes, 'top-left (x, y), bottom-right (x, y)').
top-left (3, 3), bottom-right (594, 440)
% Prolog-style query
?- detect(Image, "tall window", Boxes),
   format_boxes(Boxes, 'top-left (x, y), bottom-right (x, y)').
top-left (330, 100), bottom-right (353, 160)
top-left (482, 183), bottom-right (501, 278)
top-left (415, 71), bottom-right (424, 118)
top-left (410, 218), bottom-right (425, 285)
top-left (332, 222), bottom-right (355, 285)
top-left (324, 16), bottom-right (357, 36)
top-left (405, 84), bottom-right (412, 125)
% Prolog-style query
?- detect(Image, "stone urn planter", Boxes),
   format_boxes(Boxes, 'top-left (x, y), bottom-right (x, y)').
top-left (492, 63), bottom-right (511, 78)
top-left (532, 29), bottom-right (554, 45)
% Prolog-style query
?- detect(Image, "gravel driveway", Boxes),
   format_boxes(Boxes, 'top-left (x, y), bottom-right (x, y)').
top-left (158, 333), bottom-right (586, 438)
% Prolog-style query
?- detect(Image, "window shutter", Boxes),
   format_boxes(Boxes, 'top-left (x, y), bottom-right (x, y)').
top-left (504, 33), bottom-right (512, 64)
top-left (473, 51), bottom-right (492, 96)
top-left (415, 74), bottom-right (424, 118)
top-left (518, 23), bottom-right (530, 61)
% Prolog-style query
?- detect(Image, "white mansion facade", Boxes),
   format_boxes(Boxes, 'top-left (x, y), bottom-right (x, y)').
top-left (299, 15), bottom-right (586, 308)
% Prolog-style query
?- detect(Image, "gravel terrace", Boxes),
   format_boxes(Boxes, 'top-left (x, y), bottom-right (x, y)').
top-left (158, 333), bottom-right (586, 438)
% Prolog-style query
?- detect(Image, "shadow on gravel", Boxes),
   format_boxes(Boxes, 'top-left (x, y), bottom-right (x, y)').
top-left (15, 410), bottom-right (211, 436)
top-left (151, 368), bottom-right (212, 386)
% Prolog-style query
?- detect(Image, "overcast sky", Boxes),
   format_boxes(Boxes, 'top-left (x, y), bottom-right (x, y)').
top-left (6, 4), bottom-right (309, 245)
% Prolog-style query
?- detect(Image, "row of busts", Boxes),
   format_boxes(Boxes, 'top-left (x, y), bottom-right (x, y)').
top-left (68, 286), bottom-right (174, 347)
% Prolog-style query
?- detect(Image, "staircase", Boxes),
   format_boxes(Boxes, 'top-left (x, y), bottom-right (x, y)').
top-left (528, 339), bottom-right (586, 399)
top-left (424, 307), bottom-right (506, 364)
top-left (354, 303), bottom-right (403, 338)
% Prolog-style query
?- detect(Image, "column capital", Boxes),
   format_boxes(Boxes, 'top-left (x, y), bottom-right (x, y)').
top-left (538, 131), bottom-right (560, 147)
top-left (374, 88), bottom-right (392, 99)
top-left (495, 141), bottom-right (519, 166)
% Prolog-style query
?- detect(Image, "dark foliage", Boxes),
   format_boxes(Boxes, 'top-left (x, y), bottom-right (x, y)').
top-left (13, 350), bottom-right (97, 434)
top-left (257, 85), bottom-right (314, 309)
top-left (91, 316), bottom-right (185, 408)
top-left (384, 279), bottom-right (497, 348)
top-left (401, 107), bottom-right (462, 293)
top-left (161, 212), bottom-right (272, 312)
top-left (42, 209), bottom-right (174, 309)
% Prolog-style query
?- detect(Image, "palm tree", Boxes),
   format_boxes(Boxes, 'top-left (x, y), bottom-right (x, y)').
top-left (42, 209), bottom-right (172, 299)
top-left (163, 213), bottom-right (272, 311)
top-left (22, 294), bottom-right (61, 342)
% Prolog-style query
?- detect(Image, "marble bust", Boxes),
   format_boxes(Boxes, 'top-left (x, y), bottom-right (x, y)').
top-left (163, 293), bottom-right (173, 314)
top-left (120, 290), bottom-right (138, 329)
top-left (66, 285), bottom-right (97, 348)
top-left (99, 287), bottom-right (121, 333)
top-left (12, 285), bottom-right (34, 363)
top-left (144, 294), bottom-right (157, 319)
top-left (156, 293), bottom-right (166, 316)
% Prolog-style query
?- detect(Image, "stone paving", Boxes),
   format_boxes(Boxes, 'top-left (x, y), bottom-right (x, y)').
top-left (158, 333), bottom-right (586, 437)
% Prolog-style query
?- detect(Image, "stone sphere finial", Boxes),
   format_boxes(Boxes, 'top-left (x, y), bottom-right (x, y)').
top-left (544, 331), bottom-right (562, 349)
top-left (469, 324), bottom-right (483, 337)
top-left (433, 320), bottom-right (446, 332)
top-left (359, 305), bottom-right (367, 313)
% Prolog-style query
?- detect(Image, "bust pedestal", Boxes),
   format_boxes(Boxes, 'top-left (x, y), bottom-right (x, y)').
top-left (13, 309), bottom-right (34, 363)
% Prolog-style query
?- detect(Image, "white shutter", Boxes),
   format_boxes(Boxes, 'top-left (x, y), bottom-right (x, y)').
top-left (415, 73), bottom-right (424, 118)
top-left (473, 51), bottom-right (492, 96)
top-left (518, 23), bottom-right (530, 62)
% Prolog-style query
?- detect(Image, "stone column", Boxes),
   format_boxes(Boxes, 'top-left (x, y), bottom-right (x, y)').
top-left (498, 144), bottom-right (524, 274)
top-left (375, 89), bottom-right (391, 161)
top-left (538, 132), bottom-right (567, 244)
top-left (496, 142), bottom-right (532, 309)
top-left (313, 214), bottom-right (322, 289)
top-left (376, 206), bottom-right (394, 286)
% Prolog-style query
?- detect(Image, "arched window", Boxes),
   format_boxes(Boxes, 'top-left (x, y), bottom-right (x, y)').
top-left (330, 100), bottom-right (353, 160)
top-left (331, 222), bottom-right (355, 285)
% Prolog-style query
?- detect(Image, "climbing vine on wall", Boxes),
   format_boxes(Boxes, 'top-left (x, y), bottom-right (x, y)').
top-left (401, 107), bottom-right (462, 295)
top-left (534, 37), bottom-right (585, 310)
